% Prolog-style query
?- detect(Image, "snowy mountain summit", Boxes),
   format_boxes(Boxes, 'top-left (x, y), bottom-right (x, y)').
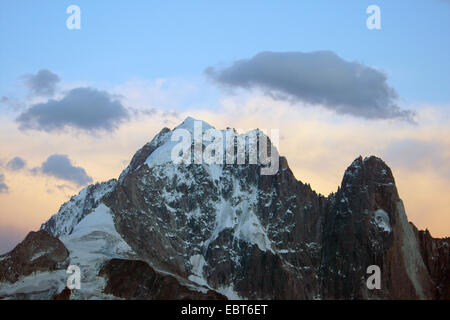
top-left (1, 117), bottom-right (449, 300)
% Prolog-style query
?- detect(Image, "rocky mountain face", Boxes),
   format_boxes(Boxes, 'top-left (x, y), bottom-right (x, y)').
top-left (99, 259), bottom-right (226, 300)
top-left (320, 157), bottom-right (436, 299)
top-left (0, 117), bottom-right (448, 300)
top-left (0, 231), bottom-right (69, 284)
top-left (41, 179), bottom-right (117, 237)
top-left (413, 228), bottom-right (450, 299)
top-left (0, 230), bottom-right (69, 299)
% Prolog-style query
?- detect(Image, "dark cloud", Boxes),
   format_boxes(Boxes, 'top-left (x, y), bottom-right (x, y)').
top-left (0, 173), bottom-right (8, 193)
top-left (34, 154), bottom-right (93, 187)
top-left (24, 69), bottom-right (60, 96)
top-left (206, 51), bottom-right (414, 121)
top-left (16, 87), bottom-right (129, 132)
top-left (6, 157), bottom-right (26, 171)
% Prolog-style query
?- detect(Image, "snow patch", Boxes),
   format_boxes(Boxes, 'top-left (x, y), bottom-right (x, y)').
top-left (41, 180), bottom-right (117, 237)
top-left (181, 282), bottom-right (209, 294)
top-left (188, 254), bottom-right (208, 287)
top-left (0, 270), bottom-right (67, 299)
top-left (216, 284), bottom-right (245, 300)
top-left (59, 203), bottom-right (136, 299)
top-left (144, 117), bottom-right (215, 168)
top-left (372, 209), bottom-right (392, 233)
top-left (30, 250), bottom-right (51, 262)
top-left (234, 208), bottom-right (273, 252)
top-left (203, 185), bottom-right (273, 253)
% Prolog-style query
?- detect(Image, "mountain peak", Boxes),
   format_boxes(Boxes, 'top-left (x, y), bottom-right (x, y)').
top-left (175, 116), bottom-right (215, 132)
top-left (2, 121), bottom-right (448, 300)
top-left (339, 155), bottom-right (398, 213)
top-left (344, 155), bottom-right (394, 182)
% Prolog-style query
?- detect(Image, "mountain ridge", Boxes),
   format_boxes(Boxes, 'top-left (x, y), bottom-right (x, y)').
top-left (0, 117), bottom-right (448, 300)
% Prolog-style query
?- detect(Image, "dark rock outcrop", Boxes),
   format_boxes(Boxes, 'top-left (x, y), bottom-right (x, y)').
top-left (53, 287), bottom-right (71, 300)
top-left (98, 258), bottom-right (226, 300)
top-left (0, 230), bottom-right (69, 284)
top-left (320, 156), bottom-right (435, 299)
top-left (414, 227), bottom-right (450, 299)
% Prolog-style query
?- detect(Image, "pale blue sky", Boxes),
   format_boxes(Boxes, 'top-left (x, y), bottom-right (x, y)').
top-left (1, 0), bottom-right (449, 107)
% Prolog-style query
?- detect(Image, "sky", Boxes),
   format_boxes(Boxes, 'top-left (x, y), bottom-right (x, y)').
top-left (0, 0), bottom-right (449, 254)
